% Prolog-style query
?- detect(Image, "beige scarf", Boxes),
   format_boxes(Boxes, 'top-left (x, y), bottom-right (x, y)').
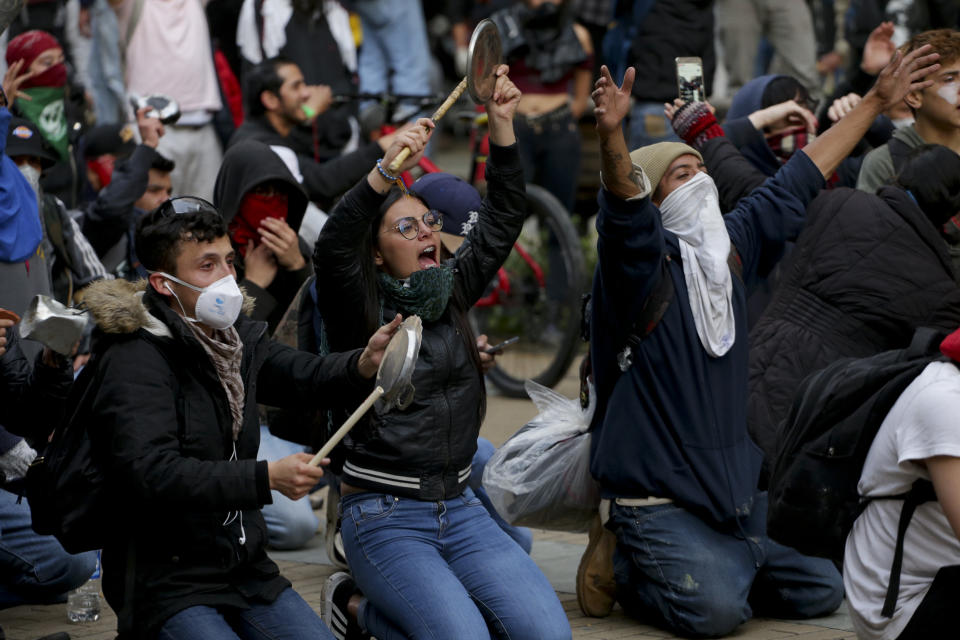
top-left (183, 320), bottom-right (246, 441)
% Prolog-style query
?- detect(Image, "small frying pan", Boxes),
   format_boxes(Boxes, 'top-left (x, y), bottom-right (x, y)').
top-left (310, 316), bottom-right (423, 465)
top-left (387, 19), bottom-right (502, 173)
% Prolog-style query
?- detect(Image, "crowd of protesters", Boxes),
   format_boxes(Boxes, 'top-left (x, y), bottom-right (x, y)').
top-left (0, 1), bottom-right (959, 639)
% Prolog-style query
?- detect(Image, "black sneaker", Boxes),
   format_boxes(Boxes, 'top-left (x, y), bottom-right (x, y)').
top-left (323, 572), bottom-right (368, 640)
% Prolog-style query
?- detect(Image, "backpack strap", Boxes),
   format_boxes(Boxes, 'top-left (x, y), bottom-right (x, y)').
top-left (887, 136), bottom-right (912, 176)
top-left (618, 244), bottom-right (743, 371)
top-left (617, 255), bottom-right (675, 371)
top-left (579, 244), bottom-right (744, 407)
top-left (881, 479), bottom-right (937, 618)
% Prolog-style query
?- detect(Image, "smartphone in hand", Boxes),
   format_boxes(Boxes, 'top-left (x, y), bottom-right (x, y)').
top-left (676, 57), bottom-right (705, 104)
top-left (485, 336), bottom-right (519, 355)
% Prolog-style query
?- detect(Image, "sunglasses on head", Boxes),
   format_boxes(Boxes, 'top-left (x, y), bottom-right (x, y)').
top-left (382, 210), bottom-right (443, 240)
top-left (155, 196), bottom-right (218, 217)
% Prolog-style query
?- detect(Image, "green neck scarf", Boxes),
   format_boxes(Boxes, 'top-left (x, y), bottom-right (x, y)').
top-left (17, 88), bottom-right (68, 161)
top-left (377, 266), bottom-right (454, 322)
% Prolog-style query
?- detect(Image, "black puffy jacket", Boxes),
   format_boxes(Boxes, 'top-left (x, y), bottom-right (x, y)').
top-left (313, 144), bottom-right (526, 501)
top-left (80, 278), bottom-right (367, 637)
top-left (748, 186), bottom-right (959, 480)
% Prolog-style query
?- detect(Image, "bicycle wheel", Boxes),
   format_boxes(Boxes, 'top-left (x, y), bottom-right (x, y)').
top-left (470, 184), bottom-right (586, 398)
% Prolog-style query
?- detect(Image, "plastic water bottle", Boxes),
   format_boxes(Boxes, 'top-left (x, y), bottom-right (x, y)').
top-left (67, 550), bottom-right (101, 622)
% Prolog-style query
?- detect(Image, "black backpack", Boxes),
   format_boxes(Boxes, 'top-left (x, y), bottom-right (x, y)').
top-left (26, 340), bottom-right (181, 555)
top-left (767, 327), bottom-right (951, 617)
top-left (25, 351), bottom-right (110, 554)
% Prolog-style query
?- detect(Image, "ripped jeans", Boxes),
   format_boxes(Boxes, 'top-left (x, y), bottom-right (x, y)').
top-left (608, 492), bottom-right (843, 638)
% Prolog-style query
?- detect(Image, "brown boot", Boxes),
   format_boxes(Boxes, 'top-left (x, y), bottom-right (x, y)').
top-left (576, 513), bottom-right (617, 617)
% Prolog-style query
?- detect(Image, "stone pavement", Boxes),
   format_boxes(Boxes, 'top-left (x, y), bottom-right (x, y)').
top-left (0, 522), bottom-right (856, 640)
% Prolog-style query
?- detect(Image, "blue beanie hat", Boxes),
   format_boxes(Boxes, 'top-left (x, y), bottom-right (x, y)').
top-left (410, 172), bottom-right (482, 252)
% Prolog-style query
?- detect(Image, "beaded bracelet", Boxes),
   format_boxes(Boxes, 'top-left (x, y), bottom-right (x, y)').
top-left (376, 158), bottom-right (400, 182)
top-left (377, 158), bottom-right (409, 193)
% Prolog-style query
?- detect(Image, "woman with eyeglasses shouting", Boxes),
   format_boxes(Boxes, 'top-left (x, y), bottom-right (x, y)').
top-left (312, 65), bottom-right (572, 640)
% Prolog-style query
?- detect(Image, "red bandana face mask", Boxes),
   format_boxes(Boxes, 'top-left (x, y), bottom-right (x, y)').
top-left (230, 192), bottom-right (289, 255)
top-left (23, 62), bottom-right (67, 89)
top-left (87, 155), bottom-right (115, 189)
top-left (766, 126), bottom-right (813, 164)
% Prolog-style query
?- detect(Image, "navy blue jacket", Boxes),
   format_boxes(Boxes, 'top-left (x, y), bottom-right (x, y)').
top-left (589, 151), bottom-right (823, 524)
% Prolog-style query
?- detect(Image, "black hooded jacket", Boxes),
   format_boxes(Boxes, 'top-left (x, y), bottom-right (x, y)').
top-left (228, 116), bottom-right (382, 211)
top-left (214, 139), bottom-right (312, 333)
top-left (748, 186), bottom-right (959, 482)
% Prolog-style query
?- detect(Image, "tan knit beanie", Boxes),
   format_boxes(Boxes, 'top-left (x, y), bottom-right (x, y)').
top-left (629, 142), bottom-right (703, 195)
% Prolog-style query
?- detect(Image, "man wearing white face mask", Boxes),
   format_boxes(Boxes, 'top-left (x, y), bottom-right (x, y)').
top-left (75, 196), bottom-right (404, 639)
top-left (577, 48), bottom-right (942, 638)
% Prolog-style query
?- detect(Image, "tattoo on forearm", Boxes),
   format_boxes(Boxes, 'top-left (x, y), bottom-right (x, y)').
top-left (600, 134), bottom-right (643, 197)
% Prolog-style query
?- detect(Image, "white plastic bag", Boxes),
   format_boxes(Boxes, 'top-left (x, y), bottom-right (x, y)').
top-left (481, 380), bottom-right (600, 533)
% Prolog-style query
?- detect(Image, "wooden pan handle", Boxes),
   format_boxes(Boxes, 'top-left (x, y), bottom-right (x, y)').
top-left (309, 386), bottom-right (385, 466)
top-left (387, 77), bottom-right (469, 174)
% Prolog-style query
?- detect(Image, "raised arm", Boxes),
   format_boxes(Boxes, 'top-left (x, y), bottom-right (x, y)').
top-left (82, 109), bottom-right (164, 255)
top-left (803, 44), bottom-right (939, 179)
top-left (311, 122), bottom-right (433, 349)
top-left (591, 65), bottom-right (669, 332)
top-left (594, 66), bottom-right (645, 200)
top-left (450, 66), bottom-right (526, 305)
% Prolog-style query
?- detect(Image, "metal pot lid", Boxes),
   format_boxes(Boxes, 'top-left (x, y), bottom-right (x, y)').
top-left (376, 315), bottom-right (423, 410)
top-left (466, 19), bottom-right (503, 104)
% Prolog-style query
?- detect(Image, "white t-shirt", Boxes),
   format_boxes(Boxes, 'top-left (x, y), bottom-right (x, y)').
top-left (117, 0), bottom-right (222, 114)
top-left (844, 361), bottom-right (960, 640)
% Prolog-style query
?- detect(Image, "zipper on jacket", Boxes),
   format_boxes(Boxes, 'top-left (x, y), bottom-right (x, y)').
top-left (435, 327), bottom-right (457, 500)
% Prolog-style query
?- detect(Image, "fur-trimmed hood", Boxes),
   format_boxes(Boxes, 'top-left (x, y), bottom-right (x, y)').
top-left (83, 278), bottom-right (256, 336)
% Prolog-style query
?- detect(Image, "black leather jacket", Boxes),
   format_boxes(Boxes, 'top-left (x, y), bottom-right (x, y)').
top-left (313, 144), bottom-right (526, 500)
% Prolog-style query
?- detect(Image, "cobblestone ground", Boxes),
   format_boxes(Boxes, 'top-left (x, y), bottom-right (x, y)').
top-left (0, 527), bottom-right (856, 640)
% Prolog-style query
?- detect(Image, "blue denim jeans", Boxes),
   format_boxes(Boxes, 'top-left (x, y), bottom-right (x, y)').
top-left (608, 492), bottom-right (843, 638)
top-left (514, 106), bottom-right (581, 213)
top-left (0, 490), bottom-right (97, 608)
top-left (157, 586), bottom-right (334, 640)
top-left (87, 0), bottom-right (126, 124)
top-left (340, 487), bottom-right (571, 639)
top-left (353, 0), bottom-right (432, 119)
top-left (470, 437), bottom-right (533, 554)
top-left (258, 426), bottom-right (320, 550)
top-left (628, 101), bottom-right (681, 151)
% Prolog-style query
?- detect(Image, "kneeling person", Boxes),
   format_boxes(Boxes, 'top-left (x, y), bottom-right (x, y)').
top-left (80, 197), bottom-right (399, 639)
top-left (581, 47), bottom-right (938, 637)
